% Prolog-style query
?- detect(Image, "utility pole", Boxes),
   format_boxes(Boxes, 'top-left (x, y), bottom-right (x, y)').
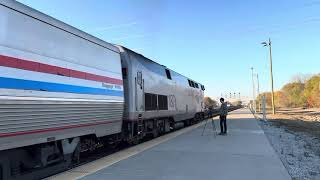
top-left (268, 38), bottom-right (276, 114)
top-left (250, 67), bottom-right (256, 113)
top-left (262, 38), bottom-right (276, 115)
top-left (256, 73), bottom-right (260, 112)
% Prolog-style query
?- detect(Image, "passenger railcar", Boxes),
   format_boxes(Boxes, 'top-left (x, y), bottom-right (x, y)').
top-left (0, 1), bottom-right (205, 179)
top-left (0, 1), bottom-right (124, 179)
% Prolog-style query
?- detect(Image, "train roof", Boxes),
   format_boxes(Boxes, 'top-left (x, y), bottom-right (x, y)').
top-left (117, 45), bottom-right (203, 86)
top-left (1, 0), bottom-right (119, 53)
top-left (116, 45), bottom-right (164, 67)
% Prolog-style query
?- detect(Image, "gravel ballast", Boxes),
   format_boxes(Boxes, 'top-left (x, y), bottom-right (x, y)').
top-left (258, 118), bottom-right (320, 180)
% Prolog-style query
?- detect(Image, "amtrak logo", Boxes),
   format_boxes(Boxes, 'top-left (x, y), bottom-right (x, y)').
top-left (102, 83), bottom-right (114, 89)
top-left (169, 95), bottom-right (175, 107)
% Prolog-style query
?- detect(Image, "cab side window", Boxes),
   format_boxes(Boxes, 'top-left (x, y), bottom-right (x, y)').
top-left (165, 69), bottom-right (172, 80)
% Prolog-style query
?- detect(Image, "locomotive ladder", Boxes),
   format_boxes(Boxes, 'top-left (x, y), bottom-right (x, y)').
top-left (137, 117), bottom-right (144, 135)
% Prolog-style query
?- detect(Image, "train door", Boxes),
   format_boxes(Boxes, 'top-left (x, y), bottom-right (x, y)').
top-left (135, 71), bottom-right (144, 112)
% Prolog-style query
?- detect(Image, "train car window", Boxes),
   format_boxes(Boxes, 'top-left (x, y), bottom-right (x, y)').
top-left (188, 80), bottom-right (192, 87)
top-left (191, 81), bottom-right (195, 88)
top-left (195, 83), bottom-right (199, 88)
top-left (145, 93), bottom-right (158, 111)
top-left (165, 69), bottom-right (172, 80)
top-left (137, 71), bottom-right (142, 85)
top-left (151, 94), bottom-right (158, 110)
top-left (122, 68), bottom-right (127, 79)
top-left (158, 95), bottom-right (168, 110)
top-left (145, 93), bottom-right (151, 111)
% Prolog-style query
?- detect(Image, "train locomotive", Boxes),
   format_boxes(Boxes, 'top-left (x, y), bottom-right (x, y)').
top-left (0, 1), bottom-right (205, 179)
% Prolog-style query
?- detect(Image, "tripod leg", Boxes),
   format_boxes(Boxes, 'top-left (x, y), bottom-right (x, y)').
top-left (201, 119), bottom-right (208, 136)
top-left (211, 119), bottom-right (217, 137)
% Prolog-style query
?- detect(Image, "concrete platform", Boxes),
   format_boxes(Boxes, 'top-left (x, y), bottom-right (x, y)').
top-left (50, 109), bottom-right (291, 180)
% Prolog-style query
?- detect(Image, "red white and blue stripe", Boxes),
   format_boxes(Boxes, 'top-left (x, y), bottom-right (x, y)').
top-left (0, 55), bottom-right (124, 97)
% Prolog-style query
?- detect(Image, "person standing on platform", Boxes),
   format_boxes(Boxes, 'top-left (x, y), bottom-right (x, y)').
top-left (219, 98), bottom-right (228, 135)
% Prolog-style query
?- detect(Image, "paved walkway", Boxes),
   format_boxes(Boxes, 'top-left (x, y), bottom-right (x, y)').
top-left (52, 109), bottom-right (291, 180)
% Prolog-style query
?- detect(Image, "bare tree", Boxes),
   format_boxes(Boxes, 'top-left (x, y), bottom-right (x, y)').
top-left (290, 73), bottom-right (312, 83)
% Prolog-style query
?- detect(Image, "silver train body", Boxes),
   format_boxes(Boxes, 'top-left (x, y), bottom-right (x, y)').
top-left (0, 0), bottom-right (124, 152)
top-left (120, 46), bottom-right (204, 122)
top-left (119, 47), bottom-right (205, 140)
top-left (0, 1), bottom-right (205, 179)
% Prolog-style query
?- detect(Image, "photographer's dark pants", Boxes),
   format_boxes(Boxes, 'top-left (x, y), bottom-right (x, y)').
top-left (220, 115), bottom-right (227, 133)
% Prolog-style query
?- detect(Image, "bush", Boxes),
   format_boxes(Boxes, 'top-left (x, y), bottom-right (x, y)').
top-left (204, 97), bottom-right (218, 109)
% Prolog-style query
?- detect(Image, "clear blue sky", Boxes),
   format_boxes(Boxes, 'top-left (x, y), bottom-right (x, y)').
top-left (17, 0), bottom-right (320, 99)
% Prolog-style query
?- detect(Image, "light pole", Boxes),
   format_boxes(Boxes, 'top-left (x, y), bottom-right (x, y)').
top-left (256, 73), bottom-right (260, 112)
top-left (262, 38), bottom-right (276, 114)
top-left (250, 67), bottom-right (256, 113)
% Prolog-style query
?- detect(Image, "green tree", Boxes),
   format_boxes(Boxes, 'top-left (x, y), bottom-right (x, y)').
top-left (274, 91), bottom-right (285, 108)
top-left (281, 82), bottom-right (306, 107)
top-left (304, 74), bottom-right (320, 107)
top-left (257, 74), bottom-right (320, 109)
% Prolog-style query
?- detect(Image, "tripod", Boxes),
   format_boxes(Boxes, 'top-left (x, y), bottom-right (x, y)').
top-left (201, 117), bottom-right (217, 137)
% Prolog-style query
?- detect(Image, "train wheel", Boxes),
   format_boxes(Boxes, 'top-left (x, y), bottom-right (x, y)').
top-left (152, 128), bottom-right (159, 138)
top-left (132, 137), bottom-right (140, 145)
